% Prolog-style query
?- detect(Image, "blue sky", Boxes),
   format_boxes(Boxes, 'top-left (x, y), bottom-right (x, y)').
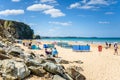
top-left (0, 0), bottom-right (120, 37)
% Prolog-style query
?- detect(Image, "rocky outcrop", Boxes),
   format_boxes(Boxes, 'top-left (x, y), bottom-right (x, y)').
top-left (0, 42), bottom-right (86, 80)
top-left (0, 59), bottom-right (30, 80)
top-left (66, 66), bottom-right (86, 80)
top-left (0, 19), bottom-right (34, 40)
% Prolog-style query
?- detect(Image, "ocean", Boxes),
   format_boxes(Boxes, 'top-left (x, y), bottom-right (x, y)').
top-left (40, 37), bottom-right (120, 43)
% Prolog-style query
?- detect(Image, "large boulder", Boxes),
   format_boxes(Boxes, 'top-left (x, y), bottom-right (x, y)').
top-left (42, 62), bottom-right (64, 74)
top-left (52, 75), bottom-right (66, 80)
top-left (66, 66), bottom-right (86, 80)
top-left (28, 66), bottom-right (47, 76)
top-left (24, 53), bottom-right (46, 67)
top-left (25, 59), bottom-right (42, 67)
top-left (42, 62), bottom-right (73, 80)
top-left (0, 59), bottom-right (30, 80)
top-left (7, 46), bottom-right (24, 57)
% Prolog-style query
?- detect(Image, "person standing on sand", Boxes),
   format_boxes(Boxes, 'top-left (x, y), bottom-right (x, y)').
top-left (114, 43), bottom-right (118, 55)
top-left (105, 42), bottom-right (108, 49)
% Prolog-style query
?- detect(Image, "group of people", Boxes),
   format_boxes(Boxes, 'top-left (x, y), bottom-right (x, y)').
top-left (105, 42), bottom-right (112, 49)
top-left (45, 48), bottom-right (58, 58)
top-left (23, 41), bottom-right (32, 49)
top-left (105, 42), bottom-right (119, 55)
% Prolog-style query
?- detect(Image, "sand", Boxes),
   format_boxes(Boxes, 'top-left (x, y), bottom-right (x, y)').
top-left (29, 41), bottom-right (120, 80)
top-left (56, 44), bottom-right (120, 80)
top-left (1, 41), bottom-right (120, 80)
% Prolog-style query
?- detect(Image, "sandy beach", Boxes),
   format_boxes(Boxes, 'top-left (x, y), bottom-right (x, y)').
top-left (14, 41), bottom-right (120, 80)
top-left (57, 44), bottom-right (120, 80)
top-left (1, 0), bottom-right (120, 79)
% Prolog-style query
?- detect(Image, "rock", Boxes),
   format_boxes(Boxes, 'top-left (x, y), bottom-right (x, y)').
top-left (7, 46), bottom-right (24, 57)
top-left (46, 58), bottom-right (57, 63)
top-left (0, 59), bottom-right (30, 80)
top-left (0, 49), bottom-right (6, 54)
top-left (42, 62), bottom-right (73, 80)
top-left (42, 62), bottom-right (64, 74)
top-left (73, 60), bottom-right (83, 64)
top-left (0, 42), bottom-right (4, 48)
top-left (66, 66), bottom-right (86, 80)
top-left (43, 58), bottom-right (69, 64)
top-left (25, 58), bottom-right (42, 67)
top-left (52, 75), bottom-right (66, 80)
top-left (28, 66), bottom-right (47, 77)
top-left (0, 53), bottom-right (10, 60)
top-left (59, 59), bottom-right (69, 64)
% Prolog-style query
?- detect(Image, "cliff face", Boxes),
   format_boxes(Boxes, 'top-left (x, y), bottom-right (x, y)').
top-left (0, 19), bottom-right (34, 40)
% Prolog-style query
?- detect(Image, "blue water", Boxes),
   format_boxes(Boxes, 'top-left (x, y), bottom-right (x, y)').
top-left (41, 37), bottom-right (120, 43)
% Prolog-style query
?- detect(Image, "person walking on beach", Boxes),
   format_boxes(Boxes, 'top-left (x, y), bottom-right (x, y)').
top-left (114, 43), bottom-right (118, 55)
top-left (105, 42), bottom-right (108, 49)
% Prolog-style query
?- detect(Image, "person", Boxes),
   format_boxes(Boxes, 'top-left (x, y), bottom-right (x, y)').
top-left (105, 42), bottom-right (108, 49)
top-left (114, 43), bottom-right (118, 55)
top-left (28, 42), bottom-right (32, 49)
top-left (37, 44), bottom-right (41, 50)
top-left (109, 43), bottom-right (111, 48)
top-left (52, 48), bottom-right (58, 57)
top-left (45, 48), bottom-right (52, 57)
top-left (23, 42), bottom-right (25, 46)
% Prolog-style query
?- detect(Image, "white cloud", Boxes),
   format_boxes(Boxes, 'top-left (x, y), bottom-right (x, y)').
top-left (40, 0), bottom-right (57, 3)
top-left (27, 4), bottom-right (53, 11)
top-left (49, 21), bottom-right (72, 26)
top-left (69, 2), bottom-right (80, 9)
top-left (105, 12), bottom-right (114, 15)
top-left (87, 0), bottom-right (109, 5)
top-left (69, 0), bottom-right (116, 10)
top-left (69, 3), bottom-right (96, 9)
top-left (80, 5), bottom-right (96, 9)
top-left (43, 8), bottom-right (65, 18)
top-left (69, 2), bottom-right (96, 9)
top-left (81, 0), bottom-right (87, 3)
top-left (0, 9), bottom-right (24, 16)
top-left (98, 21), bottom-right (110, 24)
top-left (27, 3), bottom-right (65, 18)
top-left (11, 0), bottom-right (20, 2)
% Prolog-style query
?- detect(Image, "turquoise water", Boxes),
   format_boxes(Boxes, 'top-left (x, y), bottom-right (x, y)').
top-left (41, 37), bottom-right (120, 43)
